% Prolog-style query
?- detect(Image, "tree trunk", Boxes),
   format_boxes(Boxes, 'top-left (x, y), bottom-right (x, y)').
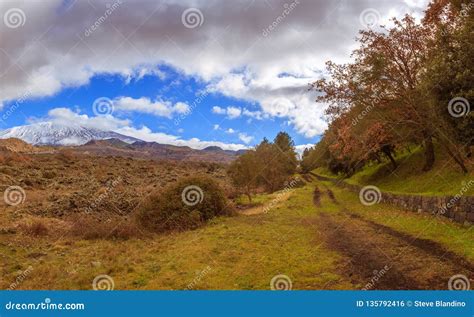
top-left (444, 144), bottom-right (468, 174)
top-left (422, 132), bottom-right (435, 172)
top-left (465, 145), bottom-right (472, 158)
top-left (381, 145), bottom-right (397, 170)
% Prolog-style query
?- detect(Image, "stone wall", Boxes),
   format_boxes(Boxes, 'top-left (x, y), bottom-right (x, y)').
top-left (312, 173), bottom-right (474, 225)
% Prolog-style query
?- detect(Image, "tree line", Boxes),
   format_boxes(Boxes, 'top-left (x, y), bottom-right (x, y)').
top-left (302, 0), bottom-right (473, 176)
top-left (228, 132), bottom-right (298, 201)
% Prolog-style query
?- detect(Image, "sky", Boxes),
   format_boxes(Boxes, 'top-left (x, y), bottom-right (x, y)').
top-left (0, 0), bottom-right (429, 151)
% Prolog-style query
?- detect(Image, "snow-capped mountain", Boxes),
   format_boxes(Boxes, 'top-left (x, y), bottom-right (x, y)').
top-left (0, 122), bottom-right (141, 146)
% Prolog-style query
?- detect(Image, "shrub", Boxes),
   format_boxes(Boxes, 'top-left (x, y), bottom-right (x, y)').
top-left (18, 219), bottom-right (49, 236)
top-left (136, 175), bottom-right (232, 233)
top-left (42, 170), bottom-right (57, 179)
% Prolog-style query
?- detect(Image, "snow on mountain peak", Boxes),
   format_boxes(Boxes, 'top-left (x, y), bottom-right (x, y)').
top-left (0, 122), bottom-right (141, 146)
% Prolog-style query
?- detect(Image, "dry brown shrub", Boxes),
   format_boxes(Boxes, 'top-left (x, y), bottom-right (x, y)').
top-left (18, 219), bottom-right (49, 236)
top-left (136, 175), bottom-right (233, 233)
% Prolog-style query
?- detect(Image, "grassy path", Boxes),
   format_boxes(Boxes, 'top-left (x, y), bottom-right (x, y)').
top-left (1, 174), bottom-right (472, 290)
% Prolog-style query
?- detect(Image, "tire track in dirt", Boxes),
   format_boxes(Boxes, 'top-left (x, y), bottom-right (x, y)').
top-left (301, 174), bottom-right (314, 183)
top-left (313, 185), bottom-right (473, 290)
top-left (326, 188), bottom-right (338, 204)
top-left (313, 186), bottom-right (322, 207)
top-left (318, 212), bottom-right (422, 289)
top-left (344, 211), bottom-right (474, 272)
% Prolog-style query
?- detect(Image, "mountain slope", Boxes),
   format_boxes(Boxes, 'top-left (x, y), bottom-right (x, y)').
top-left (0, 122), bottom-right (141, 146)
top-left (0, 122), bottom-right (243, 163)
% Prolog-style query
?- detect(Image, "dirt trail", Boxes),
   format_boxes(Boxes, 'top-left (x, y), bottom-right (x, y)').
top-left (314, 188), bottom-right (473, 290)
top-left (345, 211), bottom-right (474, 272)
top-left (238, 192), bottom-right (292, 216)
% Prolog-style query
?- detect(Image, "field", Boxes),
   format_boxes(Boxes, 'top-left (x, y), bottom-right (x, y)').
top-left (1, 153), bottom-right (472, 290)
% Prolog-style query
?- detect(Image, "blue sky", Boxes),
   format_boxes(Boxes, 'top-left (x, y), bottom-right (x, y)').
top-left (1, 66), bottom-right (319, 149)
top-left (0, 0), bottom-right (427, 151)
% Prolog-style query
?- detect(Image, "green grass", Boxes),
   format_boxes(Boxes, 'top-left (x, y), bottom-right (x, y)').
top-left (2, 174), bottom-right (472, 290)
top-left (234, 192), bottom-right (273, 206)
top-left (315, 145), bottom-right (473, 196)
top-left (319, 180), bottom-right (474, 261)
top-left (0, 182), bottom-right (351, 290)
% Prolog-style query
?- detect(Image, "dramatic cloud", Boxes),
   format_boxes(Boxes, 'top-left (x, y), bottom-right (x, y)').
top-left (0, 0), bottom-right (429, 138)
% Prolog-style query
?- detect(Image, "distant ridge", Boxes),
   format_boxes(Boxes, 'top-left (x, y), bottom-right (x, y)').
top-left (0, 122), bottom-right (244, 163)
top-left (0, 122), bottom-right (141, 146)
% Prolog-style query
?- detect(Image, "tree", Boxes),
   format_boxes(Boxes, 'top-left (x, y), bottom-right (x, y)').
top-left (313, 15), bottom-right (440, 172)
top-left (421, 0), bottom-right (473, 172)
top-left (273, 132), bottom-right (298, 175)
top-left (228, 132), bottom-right (300, 197)
top-left (227, 150), bottom-right (258, 202)
top-left (254, 140), bottom-right (288, 192)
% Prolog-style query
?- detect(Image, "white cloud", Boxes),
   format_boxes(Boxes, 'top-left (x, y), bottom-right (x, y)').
top-left (212, 105), bottom-right (267, 121)
top-left (226, 128), bottom-right (236, 134)
top-left (238, 133), bottom-right (254, 144)
top-left (226, 107), bottom-right (242, 119)
top-left (117, 126), bottom-right (247, 151)
top-left (213, 124), bottom-right (220, 130)
top-left (208, 74), bottom-right (327, 137)
top-left (212, 106), bottom-right (226, 115)
top-left (44, 107), bottom-right (130, 131)
top-left (295, 144), bottom-right (314, 158)
top-left (114, 97), bottom-right (189, 118)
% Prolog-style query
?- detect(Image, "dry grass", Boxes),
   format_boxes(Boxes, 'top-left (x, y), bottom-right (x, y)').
top-left (67, 215), bottom-right (144, 240)
top-left (17, 219), bottom-right (49, 236)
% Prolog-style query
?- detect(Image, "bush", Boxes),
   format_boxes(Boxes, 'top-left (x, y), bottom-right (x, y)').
top-left (136, 175), bottom-right (232, 233)
top-left (18, 219), bottom-right (49, 236)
